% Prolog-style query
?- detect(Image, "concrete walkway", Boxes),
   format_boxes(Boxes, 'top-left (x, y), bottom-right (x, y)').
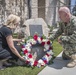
top-left (38, 52), bottom-right (76, 75)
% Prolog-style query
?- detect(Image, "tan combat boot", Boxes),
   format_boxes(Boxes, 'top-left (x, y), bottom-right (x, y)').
top-left (67, 54), bottom-right (76, 68)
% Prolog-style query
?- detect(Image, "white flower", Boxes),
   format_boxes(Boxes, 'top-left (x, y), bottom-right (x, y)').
top-left (43, 55), bottom-right (49, 62)
top-left (25, 44), bottom-right (31, 52)
top-left (37, 59), bottom-right (45, 66)
top-left (48, 56), bottom-right (52, 61)
top-left (44, 44), bottom-right (49, 51)
top-left (38, 59), bottom-right (43, 63)
top-left (27, 43), bottom-right (32, 47)
top-left (26, 40), bottom-right (30, 44)
top-left (47, 50), bottom-right (53, 55)
top-left (42, 39), bottom-right (47, 42)
top-left (22, 48), bottom-right (26, 51)
top-left (29, 58), bottom-right (34, 66)
top-left (23, 56), bottom-right (28, 60)
top-left (31, 39), bottom-right (37, 44)
top-left (27, 39), bottom-right (37, 44)
top-left (37, 37), bottom-right (42, 43)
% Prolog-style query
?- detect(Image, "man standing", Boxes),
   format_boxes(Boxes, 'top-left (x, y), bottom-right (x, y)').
top-left (49, 7), bottom-right (76, 68)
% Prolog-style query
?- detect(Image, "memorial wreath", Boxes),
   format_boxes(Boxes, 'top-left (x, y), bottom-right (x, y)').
top-left (21, 34), bottom-right (53, 67)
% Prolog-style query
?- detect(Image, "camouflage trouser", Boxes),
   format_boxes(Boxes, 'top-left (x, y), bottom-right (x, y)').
top-left (62, 43), bottom-right (76, 57)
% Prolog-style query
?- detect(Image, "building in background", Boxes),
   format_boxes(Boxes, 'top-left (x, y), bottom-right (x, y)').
top-left (0, 0), bottom-right (70, 26)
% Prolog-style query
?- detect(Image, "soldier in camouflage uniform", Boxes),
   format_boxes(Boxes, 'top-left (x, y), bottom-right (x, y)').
top-left (49, 7), bottom-right (76, 68)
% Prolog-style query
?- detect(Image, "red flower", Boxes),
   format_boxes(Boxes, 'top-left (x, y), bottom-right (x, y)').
top-left (33, 60), bottom-right (38, 66)
top-left (26, 60), bottom-right (30, 64)
top-left (47, 41), bottom-right (50, 45)
top-left (41, 42), bottom-right (45, 46)
top-left (33, 34), bottom-right (38, 40)
top-left (24, 49), bottom-right (28, 54)
top-left (46, 53), bottom-right (50, 57)
top-left (49, 46), bottom-right (53, 50)
top-left (40, 37), bottom-right (43, 41)
top-left (21, 45), bottom-right (25, 48)
top-left (43, 60), bottom-right (47, 64)
top-left (28, 54), bottom-right (32, 58)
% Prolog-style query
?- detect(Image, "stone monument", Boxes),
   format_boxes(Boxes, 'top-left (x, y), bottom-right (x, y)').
top-left (23, 18), bottom-right (49, 37)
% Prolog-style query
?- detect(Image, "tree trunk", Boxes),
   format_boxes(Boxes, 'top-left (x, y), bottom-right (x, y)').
top-left (0, 0), bottom-right (28, 26)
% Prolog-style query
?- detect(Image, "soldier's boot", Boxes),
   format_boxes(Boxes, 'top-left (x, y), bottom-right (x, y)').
top-left (67, 54), bottom-right (76, 68)
top-left (62, 52), bottom-right (71, 60)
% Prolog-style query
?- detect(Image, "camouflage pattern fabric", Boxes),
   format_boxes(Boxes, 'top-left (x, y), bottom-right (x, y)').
top-left (49, 15), bottom-right (76, 56)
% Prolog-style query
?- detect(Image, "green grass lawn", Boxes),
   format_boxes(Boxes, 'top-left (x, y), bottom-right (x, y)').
top-left (0, 40), bottom-right (62, 75)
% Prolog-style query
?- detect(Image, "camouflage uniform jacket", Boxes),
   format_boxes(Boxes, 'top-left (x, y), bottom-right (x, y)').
top-left (50, 15), bottom-right (76, 56)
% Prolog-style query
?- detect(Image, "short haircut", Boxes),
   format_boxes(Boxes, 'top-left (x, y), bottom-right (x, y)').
top-left (59, 7), bottom-right (70, 14)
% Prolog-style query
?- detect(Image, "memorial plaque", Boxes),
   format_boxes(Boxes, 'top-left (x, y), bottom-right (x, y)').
top-left (31, 44), bottom-right (46, 60)
top-left (29, 25), bottom-right (43, 37)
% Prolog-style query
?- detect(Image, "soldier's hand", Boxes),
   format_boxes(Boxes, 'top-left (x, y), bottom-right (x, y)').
top-left (60, 36), bottom-right (69, 42)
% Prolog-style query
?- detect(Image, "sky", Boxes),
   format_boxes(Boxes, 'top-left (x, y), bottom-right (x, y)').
top-left (71, 0), bottom-right (76, 11)
top-left (71, 0), bottom-right (76, 5)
